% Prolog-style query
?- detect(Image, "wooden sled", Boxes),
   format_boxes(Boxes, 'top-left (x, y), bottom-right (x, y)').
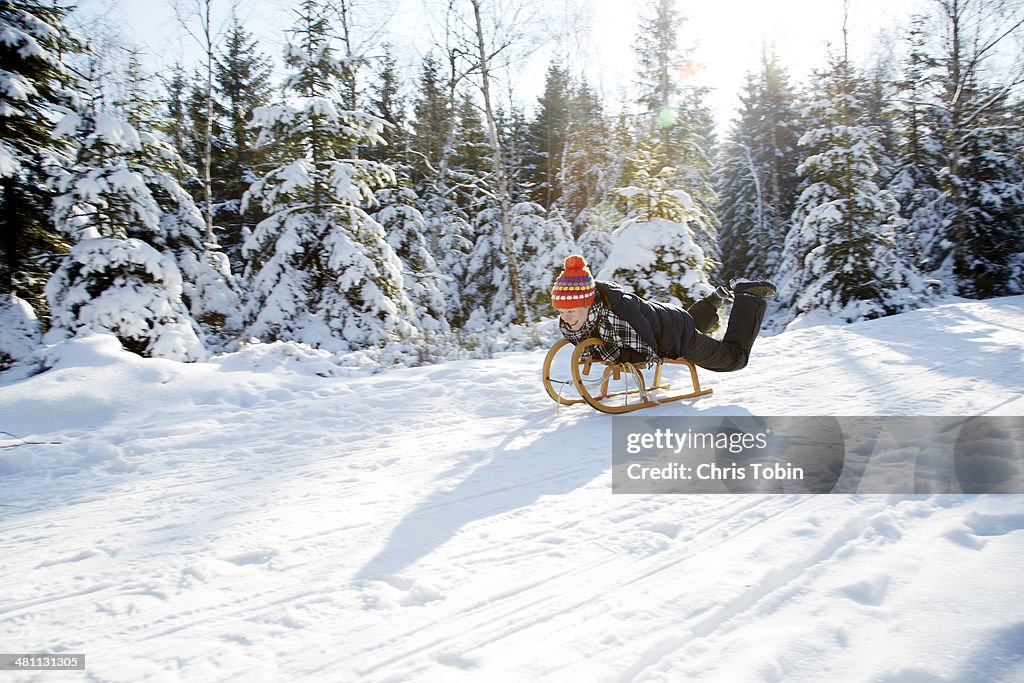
top-left (542, 337), bottom-right (712, 414)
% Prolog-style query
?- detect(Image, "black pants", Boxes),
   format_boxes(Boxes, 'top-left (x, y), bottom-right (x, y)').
top-left (684, 293), bottom-right (767, 372)
top-left (686, 297), bottom-right (719, 334)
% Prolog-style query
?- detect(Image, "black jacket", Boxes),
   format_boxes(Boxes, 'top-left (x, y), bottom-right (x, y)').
top-left (595, 281), bottom-right (695, 363)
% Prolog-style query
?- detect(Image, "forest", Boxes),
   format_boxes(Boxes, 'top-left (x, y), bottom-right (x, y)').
top-left (2, 0), bottom-right (1023, 367)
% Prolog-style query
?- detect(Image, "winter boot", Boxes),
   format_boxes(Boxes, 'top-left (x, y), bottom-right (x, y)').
top-left (705, 285), bottom-right (733, 308)
top-left (731, 278), bottom-right (777, 299)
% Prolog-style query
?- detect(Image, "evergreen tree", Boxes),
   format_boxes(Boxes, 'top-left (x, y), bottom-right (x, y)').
top-left (0, 291), bottom-right (41, 368)
top-left (716, 74), bottom-right (764, 282)
top-left (45, 237), bottom-right (208, 361)
top-left (560, 77), bottom-right (620, 234)
top-left (525, 62), bottom-right (571, 209)
top-left (463, 205), bottom-right (503, 321)
top-left (779, 61), bottom-right (926, 322)
top-left (49, 61), bottom-right (241, 340)
top-left (716, 50), bottom-right (801, 281)
top-left (431, 209), bottom-right (475, 327)
top-left (449, 91), bottom-right (491, 212)
top-left (887, 14), bottom-right (945, 274)
top-left (213, 14), bottom-right (274, 272)
top-left (365, 44), bottom-right (410, 173)
top-left (242, 0), bottom-right (413, 351)
top-left (160, 63), bottom-right (192, 184)
top-left (46, 100), bottom-right (220, 359)
top-left (180, 69), bottom-right (211, 195)
top-left (0, 0), bottom-right (81, 310)
top-left (947, 91), bottom-right (1024, 296)
top-left (630, 0), bottom-right (717, 257)
top-left (575, 225), bottom-right (613, 274)
top-left (500, 103), bottom-right (531, 203)
top-left (862, 51), bottom-right (901, 192)
top-left (634, 0), bottom-right (685, 167)
top-left (926, 0), bottom-right (1024, 296)
top-left (408, 54), bottom-right (480, 326)
top-left (372, 187), bottom-right (448, 334)
top-left (599, 147), bottom-right (713, 308)
top-left (409, 52), bottom-right (450, 188)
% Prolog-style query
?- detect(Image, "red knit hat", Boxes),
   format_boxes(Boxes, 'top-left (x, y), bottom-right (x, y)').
top-left (551, 255), bottom-right (596, 309)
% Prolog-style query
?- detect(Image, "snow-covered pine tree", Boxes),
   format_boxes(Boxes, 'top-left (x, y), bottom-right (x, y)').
top-left (109, 58), bottom-right (242, 338)
top-left (779, 61), bottom-right (927, 323)
top-left (45, 237), bottom-right (207, 361)
top-left (134, 134), bottom-right (242, 338)
top-left (409, 52), bottom-right (450, 190)
top-left (372, 187), bottom-right (448, 334)
top-left (0, 292), bottom-right (41, 369)
top-left (499, 103), bottom-right (532, 204)
top-left (463, 205), bottom-right (503, 322)
top-left (631, 0), bottom-right (718, 262)
top-left (242, 0), bottom-right (414, 352)
top-left (946, 92), bottom-right (1024, 297)
top-left (716, 50), bottom-right (801, 282)
top-left (408, 54), bottom-right (481, 328)
top-left (599, 149), bottom-right (713, 308)
top-left (364, 44), bottom-right (410, 175)
top-left (211, 13), bottom-right (274, 273)
top-left (445, 89), bottom-right (502, 321)
top-left (560, 77), bottom-right (623, 236)
top-left (449, 90), bottom-right (492, 212)
top-left (497, 203), bottom-right (576, 321)
top-left (431, 209), bottom-right (475, 327)
top-left (55, 57), bottom-right (240, 334)
top-left (47, 73), bottom-right (238, 359)
top-left (575, 225), bottom-right (613, 275)
top-left (525, 62), bottom-right (571, 210)
top-left (860, 43), bottom-right (902, 196)
top-left (887, 14), bottom-right (946, 276)
top-left (924, 0), bottom-right (1024, 297)
top-left (161, 63), bottom-right (191, 182)
top-left (0, 0), bottom-right (81, 310)
top-left (50, 101), bottom-right (161, 243)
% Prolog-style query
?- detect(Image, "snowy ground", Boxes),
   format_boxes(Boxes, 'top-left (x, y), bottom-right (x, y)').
top-left (2, 297), bottom-right (1023, 682)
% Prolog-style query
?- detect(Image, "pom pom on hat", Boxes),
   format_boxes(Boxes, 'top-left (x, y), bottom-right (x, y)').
top-left (551, 254), bottom-right (596, 309)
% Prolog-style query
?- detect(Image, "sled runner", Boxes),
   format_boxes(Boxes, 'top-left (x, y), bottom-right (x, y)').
top-left (542, 337), bottom-right (712, 414)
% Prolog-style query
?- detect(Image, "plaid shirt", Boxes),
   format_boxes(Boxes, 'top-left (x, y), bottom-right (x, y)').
top-left (559, 296), bottom-right (659, 365)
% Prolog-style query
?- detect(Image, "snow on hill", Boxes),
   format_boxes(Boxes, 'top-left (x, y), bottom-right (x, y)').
top-left (1, 296), bottom-right (1023, 682)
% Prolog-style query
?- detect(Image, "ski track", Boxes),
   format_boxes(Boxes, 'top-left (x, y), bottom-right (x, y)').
top-left (1, 298), bottom-right (1023, 681)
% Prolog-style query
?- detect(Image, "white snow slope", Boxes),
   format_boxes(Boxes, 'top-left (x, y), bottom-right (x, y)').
top-left (2, 296), bottom-right (1023, 683)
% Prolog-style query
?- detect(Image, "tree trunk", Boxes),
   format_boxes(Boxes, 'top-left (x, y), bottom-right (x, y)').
top-left (947, 0), bottom-right (965, 275)
top-left (202, 0), bottom-right (215, 245)
top-left (470, 0), bottom-right (527, 324)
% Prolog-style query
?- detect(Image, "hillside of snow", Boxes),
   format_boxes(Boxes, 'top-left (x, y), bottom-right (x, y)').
top-left (1, 296), bottom-right (1023, 682)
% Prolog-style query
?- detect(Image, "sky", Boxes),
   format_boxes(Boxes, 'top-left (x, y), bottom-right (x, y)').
top-left (68, 0), bottom-right (926, 133)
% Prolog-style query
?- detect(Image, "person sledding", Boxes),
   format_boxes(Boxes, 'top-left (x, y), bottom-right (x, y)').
top-left (551, 255), bottom-right (775, 372)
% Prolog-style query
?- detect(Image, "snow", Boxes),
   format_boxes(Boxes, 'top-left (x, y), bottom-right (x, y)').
top-left (0, 68), bottom-right (35, 101)
top-left (0, 139), bottom-right (18, 176)
top-left (1, 296), bottom-right (1023, 681)
top-left (599, 218), bottom-right (712, 305)
top-left (44, 238), bottom-right (207, 363)
top-left (0, 294), bottom-right (41, 367)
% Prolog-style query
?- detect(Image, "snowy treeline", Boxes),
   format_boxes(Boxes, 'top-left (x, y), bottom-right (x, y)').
top-left (717, 6), bottom-right (1024, 323)
top-left (2, 0), bottom-right (1023, 369)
